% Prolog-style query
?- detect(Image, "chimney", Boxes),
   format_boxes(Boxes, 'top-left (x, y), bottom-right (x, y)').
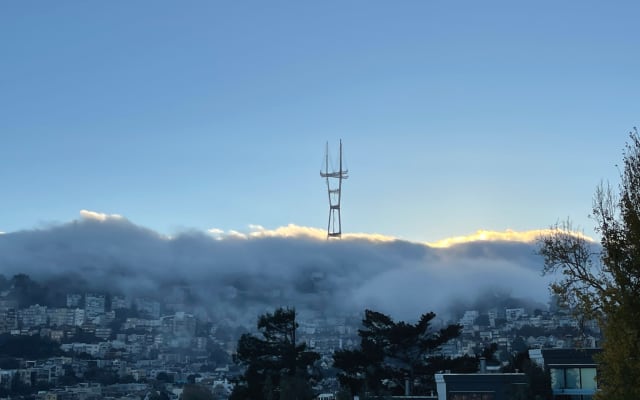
top-left (479, 357), bottom-right (487, 373)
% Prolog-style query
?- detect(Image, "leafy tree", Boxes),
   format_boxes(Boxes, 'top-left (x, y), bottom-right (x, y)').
top-left (539, 129), bottom-right (640, 399)
top-left (120, 374), bottom-right (136, 384)
top-left (511, 336), bottom-right (528, 354)
top-left (58, 365), bottom-right (79, 386)
top-left (503, 351), bottom-right (552, 400)
top-left (148, 389), bottom-right (171, 400)
top-left (155, 371), bottom-right (174, 383)
top-left (206, 339), bottom-right (231, 366)
top-left (84, 366), bottom-right (118, 385)
top-left (333, 309), bottom-right (462, 396)
top-left (230, 307), bottom-right (320, 400)
top-left (9, 273), bottom-right (47, 307)
top-left (10, 372), bottom-right (30, 395)
top-left (183, 384), bottom-right (215, 400)
top-left (0, 333), bottom-right (62, 358)
top-left (279, 373), bottom-right (317, 400)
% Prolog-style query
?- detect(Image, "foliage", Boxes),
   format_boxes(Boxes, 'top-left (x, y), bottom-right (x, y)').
top-left (8, 273), bottom-right (49, 307)
top-left (0, 357), bottom-right (19, 369)
top-left (148, 390), bottom-right (171, 400)
top-left (333, 309), bottom-right (462, 396)
top-left (84, 366), bottom-right (119, 385)
top-left (279, 373), bottom-right (317, 400)
top-left (502, 351), bottom-right (552, 400)
top-left (58, 365), bottom-right (80, 386)
top-left (230, 307), bottom-right (320, 400)
top-left (183, 384), bottom-right (215, 400)
top-left (539, 128), bottom-right (640, 399)
top-left (0, 333), bottom-right (63, 359)
top-left (207, 339), bottom-right (231, 366)
top-left (156, 371), bottom-right (174, 383)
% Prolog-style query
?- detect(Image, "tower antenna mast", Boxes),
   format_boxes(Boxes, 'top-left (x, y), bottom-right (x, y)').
top-left (320, 140), bottom-right (348, 239)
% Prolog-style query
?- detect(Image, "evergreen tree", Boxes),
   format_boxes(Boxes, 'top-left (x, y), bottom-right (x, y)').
top-left (230, 308), bottom-right (320, 400)
top-left (333, 309), bottom-right (461, 396)
top-left (539, 128), bottom-right (640, 399)
top-left (183, 384), bottom-right (215, 400)
top-left (503, 351), bottom-right (552, 400)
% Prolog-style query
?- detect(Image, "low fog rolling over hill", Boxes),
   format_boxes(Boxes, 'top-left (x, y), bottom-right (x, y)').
top-left (0, 211), bottom-right (567, 324)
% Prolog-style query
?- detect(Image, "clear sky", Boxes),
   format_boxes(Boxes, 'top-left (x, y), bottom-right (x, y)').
top-left (1, 1), bottom-right (638, 242)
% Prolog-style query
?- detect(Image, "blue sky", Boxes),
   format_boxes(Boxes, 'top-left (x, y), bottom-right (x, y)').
top-left (1, 1), bottom-right (638, 242)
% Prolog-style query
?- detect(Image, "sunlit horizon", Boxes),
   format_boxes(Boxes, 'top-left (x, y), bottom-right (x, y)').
top-left (1, 209), bottom-right (589, 248)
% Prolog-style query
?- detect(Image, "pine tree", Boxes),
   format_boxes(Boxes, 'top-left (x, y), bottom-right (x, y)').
top-left (333, 309), bottom-right (461, 396)
top-left (230, 308), bottom-right (320, 400)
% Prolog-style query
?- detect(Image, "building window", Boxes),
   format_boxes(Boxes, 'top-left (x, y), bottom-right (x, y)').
top-left (550, 368), bottom-right (565, 389)
top-left (565, 368), bottom-right (581, 389)
top-left (580, 368), bottom-right (597, 390)
top-left (550, 367), bottom-right (597, 392)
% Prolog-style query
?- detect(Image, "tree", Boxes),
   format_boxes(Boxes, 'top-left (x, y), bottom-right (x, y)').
top-left (58, 365), bottom-right (79, 386)
top-left (9, 273), bottom-right (48, 307)
top-left (503, 351), bottom-right (552, 400)
top-left (183, 384), bottom-right (215, 400)
top-left (230, 307), bottom-right (320, 400)
top-left (155, 372), bottom-right (174, 383)
top-left (84, 366), bottom-right (118, 385)
top-left (148, 391), bottom-right (171, 400)
top-left (539, 128), bottom-right (640, 399)
top-left (333, 309), bottom-right (462, 396)
top-left (0, 333), bottom-right (62, 359)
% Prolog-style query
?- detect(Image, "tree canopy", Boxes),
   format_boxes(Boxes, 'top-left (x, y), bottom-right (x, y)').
top-left (230, 307), bottom-right (320, 400)
top-left (333, 309), bottom-right (462, 396)
top-left (0, 333), bottom-right (63, 359)
top-left (539, 128), bottom-right (640, 399)
top-left (182, 384), bottom-right (215, 400)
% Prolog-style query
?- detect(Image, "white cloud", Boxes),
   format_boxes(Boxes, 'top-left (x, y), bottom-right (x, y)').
top-left (79, 209), bottom-right (124, 222)
top-left (207, 228), bottom-right (224, 239)
top-left (204, 224), bottom-right (400, 242)
top-left (226, 230), bottom-right (248, 239)
top-left (209, 224), bottom-right (592, 249)
top-left (426, 228), bottom-right (594, 248)
top-left (248, 224), bottom-right (326, 239)
top-left (0, 217), bottom-right (586, 322)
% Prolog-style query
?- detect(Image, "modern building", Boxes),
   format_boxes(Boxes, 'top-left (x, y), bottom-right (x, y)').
top-left (435, 358), bottom-right (528, 400)
top-left (435, 372), bottom-right (528, 400)
top-left (529, 348), bottom-right (600, 400)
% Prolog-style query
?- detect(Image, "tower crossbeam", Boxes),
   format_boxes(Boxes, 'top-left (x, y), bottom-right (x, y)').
top-left (320, 140), bottom-right (348, 239)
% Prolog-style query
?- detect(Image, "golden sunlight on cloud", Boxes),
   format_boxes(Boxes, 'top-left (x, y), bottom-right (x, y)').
top-left (249, 224), bottom-right (326, 239)
top-left (247, 224), bottom-right (399, 242)
top-left (426, 229), bottom-right (595, 248)
top-left (209, 225), bottom-right (594, 247)
top-left (79, 209), bottom-right (124, 222)
top-left (206, 224), bottom-right (398, 242)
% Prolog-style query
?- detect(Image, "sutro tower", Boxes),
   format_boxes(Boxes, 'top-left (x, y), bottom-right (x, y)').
top-left (320, 140), bottom-right (348, 239)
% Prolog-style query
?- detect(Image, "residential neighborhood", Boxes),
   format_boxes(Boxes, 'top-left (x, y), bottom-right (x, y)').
top-left (0, 276), bottom-right (600, 399)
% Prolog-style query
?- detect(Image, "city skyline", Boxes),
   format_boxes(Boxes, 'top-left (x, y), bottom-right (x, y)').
top-left (2, 1), bottom-right (639, 242)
